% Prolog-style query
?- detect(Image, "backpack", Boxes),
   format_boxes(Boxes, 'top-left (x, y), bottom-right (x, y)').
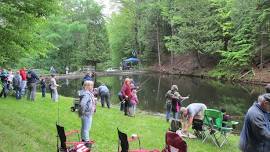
top-left (170, 120), bottom-right (182, 132)
top-left (13, 76), bottom-right (20, 88)
top-left (77, 94), bottom-right (84, 117)
top-left (78, 90), bottom-right (89, 117)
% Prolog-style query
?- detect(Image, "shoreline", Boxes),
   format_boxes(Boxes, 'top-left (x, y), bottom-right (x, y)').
top-left (42, 69), bottom-right (269, 86)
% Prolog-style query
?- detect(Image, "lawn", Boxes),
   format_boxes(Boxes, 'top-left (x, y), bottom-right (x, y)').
top-left (0, 94), bottom-right (240, 152)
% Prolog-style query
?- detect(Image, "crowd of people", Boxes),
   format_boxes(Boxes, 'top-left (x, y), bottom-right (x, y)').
top-left (163, 83), bottom-right (270, 152)
top-left (2, 67), bottom-right (270, 151)
top-left (0, 67), bottom-right (60, 102)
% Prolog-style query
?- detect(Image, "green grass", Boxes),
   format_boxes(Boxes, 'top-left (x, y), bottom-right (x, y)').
top-left (0, 94), bottom-right (240, 152)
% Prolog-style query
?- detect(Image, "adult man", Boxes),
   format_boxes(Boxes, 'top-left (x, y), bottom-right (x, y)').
top-left (97, 84), bottom-right (110, 108)
top-left (239, 94), bottom-right (270, 152)
top-left (26, 69), bottom-right (39, 101)
top-left (179, 103), bottom-right (207, 134)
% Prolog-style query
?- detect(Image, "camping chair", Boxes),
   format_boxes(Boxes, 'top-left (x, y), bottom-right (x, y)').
top-left (117, 128), bottom-right (160, 152)
top-left (170, 119), bottom-right (182, 132)
top-left (192, 119), bottom-right (205, 139)
top-left (162, 131), bottom-right (187, 152)
top-left (56, 124), bottom-right (94, 152)
top-left (202, 109), bottom-right (233, 147)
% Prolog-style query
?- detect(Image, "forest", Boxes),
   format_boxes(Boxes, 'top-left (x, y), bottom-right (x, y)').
top-left (1, 0), bottom-right (270, 78)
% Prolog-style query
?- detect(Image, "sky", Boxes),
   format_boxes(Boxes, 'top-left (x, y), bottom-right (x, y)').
top-left (94, 0), bottom-right (121, 18)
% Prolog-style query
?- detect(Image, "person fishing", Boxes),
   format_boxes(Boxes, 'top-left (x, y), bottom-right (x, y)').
top-left (120, 78), bottom-right (132, 116)
top-left (165, 85), bottom-right (189, 122)
top-left (79, 81), bottom-right (96, 148)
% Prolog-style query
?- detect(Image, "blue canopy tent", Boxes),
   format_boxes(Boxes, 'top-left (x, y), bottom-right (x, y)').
top-left (123, 57), bottom-right (140, 64)
top-left (122, 57), bottom-right (140, 70)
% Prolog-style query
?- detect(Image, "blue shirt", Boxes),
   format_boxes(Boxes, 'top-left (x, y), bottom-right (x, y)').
top-left (98, 85), bottom-right (109, 94)
top-left (239, 102), bottom-right (270, 152)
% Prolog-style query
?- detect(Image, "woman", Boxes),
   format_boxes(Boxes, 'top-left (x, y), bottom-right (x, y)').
top-left (50, 74), bottom-right (59, 102)
top-left (165, 85), bottom-right (189, 122)
top-left (79, 81), bottom-right (96, 147)
top-left (121, 78), bottom-right (132, 116)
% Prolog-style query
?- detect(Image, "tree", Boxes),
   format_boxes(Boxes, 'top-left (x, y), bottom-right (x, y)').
top-left (164, 0), bottom-right (223, 68)
top-left (0, 0), bottom-right (58, 66)
top-left (21, 0), bottom-right (110, 71)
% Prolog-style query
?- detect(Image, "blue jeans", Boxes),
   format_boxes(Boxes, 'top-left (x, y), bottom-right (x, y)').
top-left (166, 102), bottom-right (172, 120)
top-left (166, 102), bottom-right (178, 120)
top-left (20, 80), bottom-right (27, 95)
top-left (100, 92), bottom-right (110, 108)
top-left (81, 115), bottom-right (93, 141)
top-left (15, 87), bottom-right (21, 100)
top-left (41, 87), bottom-right (46, 97)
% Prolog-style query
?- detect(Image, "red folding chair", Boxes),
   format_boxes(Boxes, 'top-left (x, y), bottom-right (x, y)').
top-left (117, 128), bottom-right (160, 152)
top-left (162, 131), bottom-right (187, 152)
top-left (56, 124), bottom-right (95, 152)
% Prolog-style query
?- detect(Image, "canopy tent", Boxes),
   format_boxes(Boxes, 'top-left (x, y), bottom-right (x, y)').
top-left (121, 57), bottom-right (140, 70)
top-left (123, 57), bottom-right (140, 63)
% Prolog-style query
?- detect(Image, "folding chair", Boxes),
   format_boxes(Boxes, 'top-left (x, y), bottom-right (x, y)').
top-left (56, 124), bottom-right (94, 152)
top-left (192, 119), bottom-right (205, 139)
top-left (162, 131), bottom-right (187, 152)
top-left (117, 128), bottom-right (160, 152)
top-left (202, 109), bottom-right (233, 147)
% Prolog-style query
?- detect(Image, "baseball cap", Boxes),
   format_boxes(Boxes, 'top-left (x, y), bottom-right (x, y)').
top-left (263, 93), bottom-right (270, 102)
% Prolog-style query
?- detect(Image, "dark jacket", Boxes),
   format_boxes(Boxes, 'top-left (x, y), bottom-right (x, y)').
top-left (239, 102), bottom-right (270, 152)
top-left (40, 79), bottom-right (46, 89)
top-left (27, 70), bottom-right (39, 83)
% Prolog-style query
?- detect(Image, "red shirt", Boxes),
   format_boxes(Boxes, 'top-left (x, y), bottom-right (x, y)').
top-left (121, 84), bottom-right (132, 98)
top-left (19, 69), bottom-right (27, 80)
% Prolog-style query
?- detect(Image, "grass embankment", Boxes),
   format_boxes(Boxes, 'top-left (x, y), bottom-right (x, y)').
top-left (0, 94), bottom-right (240, 152)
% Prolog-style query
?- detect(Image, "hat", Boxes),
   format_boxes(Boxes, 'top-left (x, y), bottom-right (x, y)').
top-left (171, 85), bottom-right (178, 91)
top-left (263, 93), bottom-right (270, 102)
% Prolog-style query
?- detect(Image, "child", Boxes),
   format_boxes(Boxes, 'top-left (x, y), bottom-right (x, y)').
top-left (221, 108), bottom-right (230, 127)
top-left (129, 88), bottom-right (139, 117)
top-left (40, 77), bottom-right (46, 98)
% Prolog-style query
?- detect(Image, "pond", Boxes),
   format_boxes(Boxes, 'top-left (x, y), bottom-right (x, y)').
top-left (56, 73), bottom-right (265, 133)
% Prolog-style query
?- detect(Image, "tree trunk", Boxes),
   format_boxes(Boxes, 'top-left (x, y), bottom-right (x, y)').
top-left (157, 19), bottom-right (161, 68)
top-left (195, 51), bottom-right (202, 69)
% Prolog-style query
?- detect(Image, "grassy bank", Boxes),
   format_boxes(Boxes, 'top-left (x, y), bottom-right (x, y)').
top-left (0, 94), bottom-right (240, 152)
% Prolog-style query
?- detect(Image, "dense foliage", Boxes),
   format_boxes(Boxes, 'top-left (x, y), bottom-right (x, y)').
top-left (107, 0), bottom-right (270, 75)
top-left (0, 0), bottom-right (58, 66)
top-left (0, 0), bottom-right (109, 72)
top-left (1, 0), bottom-right (270, 75)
